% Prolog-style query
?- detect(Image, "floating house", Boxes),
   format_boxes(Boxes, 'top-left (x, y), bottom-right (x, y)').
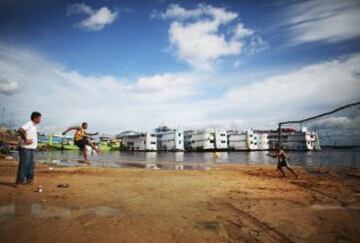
top-left (155, 126), bottom-right (184, 151)
top-left (214, 130), bottom-right (228, 150)
top-left (184, 129), bottom-right (228, 151)
top-left (228, 130), bottom-right (269, 151)
top-left (117, 131), bottom-right (157, 151)
top-left (267, 127), bottom-right (320, 151)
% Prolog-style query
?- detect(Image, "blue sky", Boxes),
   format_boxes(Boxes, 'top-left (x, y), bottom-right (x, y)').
top-left (0, 0), bottom-right (359, 134)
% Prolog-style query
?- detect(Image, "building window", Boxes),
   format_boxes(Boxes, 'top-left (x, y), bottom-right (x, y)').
top-left (178, 133), bottom-right (181, 137)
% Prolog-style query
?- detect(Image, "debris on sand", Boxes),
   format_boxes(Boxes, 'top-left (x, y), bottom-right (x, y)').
top-left (36, 185), bottom-right (43, 193)
top-left (57, 183), bottom-right (70, 188)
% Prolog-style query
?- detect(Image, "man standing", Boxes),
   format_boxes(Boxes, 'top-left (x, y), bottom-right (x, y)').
top-left (62, 122), bottom-right (100, 163)
top-left (16, 111), bottom-right (41, 185)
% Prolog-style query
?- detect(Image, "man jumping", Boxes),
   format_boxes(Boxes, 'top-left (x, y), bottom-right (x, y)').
top-left (62, 122), bottom-right (100, 163)
top-left (274, 147), bottom-right (298, 178)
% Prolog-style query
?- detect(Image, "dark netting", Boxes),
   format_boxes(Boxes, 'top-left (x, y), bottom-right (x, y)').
top-left (278, 102), bottom-right (360, 176)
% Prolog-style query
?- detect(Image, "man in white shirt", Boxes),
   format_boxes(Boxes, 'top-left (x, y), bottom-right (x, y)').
top-left (16, 111), bottom-right (41, 185)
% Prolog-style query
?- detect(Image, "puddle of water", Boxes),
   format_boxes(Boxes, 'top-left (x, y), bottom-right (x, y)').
top-left (310, 205), bottom-right (360, 211)
top-left (109, 161), bottom-right (214, 171)
top-left (32, 204), bottom-right (72, 218)
top-left (0, 204), bottom-right (15, 215)
top-left (0, 203), bottom-right (122, 221)
top-left (120, 162), bottom-right (212, 171)
top-left (40, 158), bottom-right (214, 171)
top-left (88, 206), bottom-right (120, 216)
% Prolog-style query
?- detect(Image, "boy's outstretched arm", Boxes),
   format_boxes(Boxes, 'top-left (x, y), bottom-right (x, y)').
top-left (62, 126), bottom-right (81, 135)
top-left (84, 131), bottom-right (99, 136)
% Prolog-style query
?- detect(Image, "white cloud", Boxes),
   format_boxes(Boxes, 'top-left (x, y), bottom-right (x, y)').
top-left (1, 44), bottom-right (359, 134)
top-left (68, 3), bottom-right (118, 31)
top-left (153, 4), bottom-right (265, 70)
top-left (0, 44), bottom-right (208, 133)
top-left (233, 23), bottom-right (254, 38)
top-left (283, 0), bottom-right (360, 45)
top-left (219, 53), bottom-right (360, 124)
top-left (67, 3), bottom-right (93, 15)
top-left (152, 3), bottom-right (204, 20)
top-left (168, 53), bottom-right (360, 130)
top-left (233, 59), bottom-right (242, 69)
top-left (0, 79), bottom-right (21, 96)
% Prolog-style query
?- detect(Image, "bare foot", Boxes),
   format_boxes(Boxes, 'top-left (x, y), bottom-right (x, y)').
top-left (78, 160), bottom-right (90, 165)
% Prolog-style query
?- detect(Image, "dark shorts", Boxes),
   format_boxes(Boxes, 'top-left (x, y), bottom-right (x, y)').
top-left (75, 138), bottom-right (89, 151)
top-left (277, 159), bottom-right (290, 168)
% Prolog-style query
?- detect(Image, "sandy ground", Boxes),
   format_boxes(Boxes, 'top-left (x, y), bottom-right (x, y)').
top-left (0, 158), bottom-right (359, 243)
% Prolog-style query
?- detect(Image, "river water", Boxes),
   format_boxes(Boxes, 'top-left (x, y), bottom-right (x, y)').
top-left (30, 148), bottom-right (360, 169)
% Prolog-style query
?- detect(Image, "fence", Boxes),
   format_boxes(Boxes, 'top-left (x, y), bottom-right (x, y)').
top-left (278, 101), bottom-right (360, 175)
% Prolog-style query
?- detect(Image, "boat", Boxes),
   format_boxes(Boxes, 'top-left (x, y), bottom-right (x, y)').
top-left (97, 136), bottom-right (121, 151)
top-left (48, 134), bottom-right (78, 150)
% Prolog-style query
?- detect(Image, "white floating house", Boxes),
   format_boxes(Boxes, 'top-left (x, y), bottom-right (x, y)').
top-left (214, 130), bottom-right (228, 150)
top-left (268, 127), bottom-right (320, 151)
top-left (257, 132), bottom-right (270, 150)
top-left (247, 130), bottom-right (259, 150)
top-left (227, 130), bottom-right (248, 150)
top-left (117, 131), bottom-right (157, 151)
top-left (115, 126), bottom-right (320, 152)
top-left (155, 126), bottom-right (184, 151)
top-left (227, 129), bottom-right (269, 151)
top-left (184, 129), bottom-right (228, 151)
top-left (184, 130), bottom-right (213, 150)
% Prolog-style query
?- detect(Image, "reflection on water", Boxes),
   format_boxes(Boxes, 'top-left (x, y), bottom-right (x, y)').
top-left (0, 203), bottom-right (122, 222)
top-left (90, 206), bottom-right (121, 216)
top-left (23, 148), bottom-right (360, 168)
